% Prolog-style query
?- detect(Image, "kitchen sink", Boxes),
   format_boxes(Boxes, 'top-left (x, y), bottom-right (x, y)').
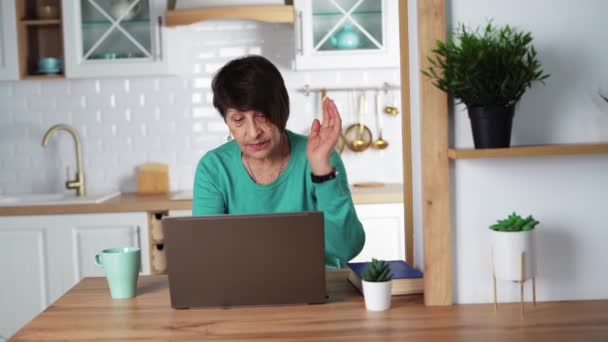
top-left (0, 192), bottom-right (121, 206)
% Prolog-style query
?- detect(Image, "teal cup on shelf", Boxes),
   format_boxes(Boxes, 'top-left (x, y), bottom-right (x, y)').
top-left (38, 57), bottom-right (62, 72)
top-left (94, 247), bottom-right (141, 299)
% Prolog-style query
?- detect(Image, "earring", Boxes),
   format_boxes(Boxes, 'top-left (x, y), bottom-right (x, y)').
top-left (227, 133), bottom-right (233, 141)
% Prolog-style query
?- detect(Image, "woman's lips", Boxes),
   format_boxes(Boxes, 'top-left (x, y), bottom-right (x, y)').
top-left (249, 141), bottom-right (268, 151)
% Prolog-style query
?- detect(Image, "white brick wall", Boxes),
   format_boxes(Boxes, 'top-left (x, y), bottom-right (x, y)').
top-left (0, 21), bottom-right (403, 195)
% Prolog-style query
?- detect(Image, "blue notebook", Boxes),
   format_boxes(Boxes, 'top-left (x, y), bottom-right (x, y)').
top-left (346, 260), bottom-right (424, 295)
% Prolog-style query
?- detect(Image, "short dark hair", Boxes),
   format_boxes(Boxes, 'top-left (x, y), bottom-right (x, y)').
top-left (212, 55), bottom-right (290, 131)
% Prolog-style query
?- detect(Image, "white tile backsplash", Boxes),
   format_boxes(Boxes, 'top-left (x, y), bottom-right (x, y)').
top-left (0, 83), bottom-right (12, 96)
top-left (0, 96), bottom-right (26, 112)
top-left (0, 21), bottom-right (404, 195)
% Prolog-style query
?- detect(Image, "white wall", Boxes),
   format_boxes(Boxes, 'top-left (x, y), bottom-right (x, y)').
top-left (0, 20), bottom-right (403, 195)
top-left (443, 0), bottom-right (608, 303)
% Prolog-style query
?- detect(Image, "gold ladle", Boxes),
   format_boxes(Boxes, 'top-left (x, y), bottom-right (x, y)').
top-left (373, 93), bottom-right (389, 149)
top-left (351, 94), bottom-right (370, 151)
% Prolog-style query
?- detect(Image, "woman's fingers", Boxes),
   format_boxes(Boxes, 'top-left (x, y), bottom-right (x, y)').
top-left (322, 98), bottom-right (340, 129)
top-left (322, 97), bottom-right (330, 128)
top-left (334, 106), bottom-right (342, 133)
top-left (330, 99), bottom-right (341, 129)
top-left (309, 118), bottom-right (320, 138)
top-left (324, 99), bottom-right (342, 138)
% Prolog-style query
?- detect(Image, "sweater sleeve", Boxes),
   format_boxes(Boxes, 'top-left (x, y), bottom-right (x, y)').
top-left (312, 151), bottom-right (365, 267)
top-left (192, 154), bottom-right (226, 216)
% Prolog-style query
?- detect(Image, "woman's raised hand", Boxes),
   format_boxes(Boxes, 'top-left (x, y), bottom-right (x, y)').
top-left (306, 98), bottom-right (342, 175)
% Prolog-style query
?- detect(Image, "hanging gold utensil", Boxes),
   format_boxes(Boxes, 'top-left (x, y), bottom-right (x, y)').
top-left (373, 92), bottom-right (389, 149)
top-left (384, 87), bottom-right (399, 115)
top-left (344, 93), bottom-right (372, 152)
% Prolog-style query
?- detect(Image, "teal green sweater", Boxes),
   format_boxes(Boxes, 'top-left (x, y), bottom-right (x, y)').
top-left (192, 130), bottom-right (365, 268)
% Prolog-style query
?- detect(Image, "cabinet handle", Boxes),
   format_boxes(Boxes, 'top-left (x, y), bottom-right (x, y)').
top-left (136, 225), bottom-right (142, 248)
top-left (297, 11), bottom-right (303, 55)
top-left (157, 16), bottom-right (164, 61)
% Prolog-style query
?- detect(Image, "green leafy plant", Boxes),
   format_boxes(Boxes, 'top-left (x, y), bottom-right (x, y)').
top-left (362, 258), bottom-right (393, 282)
top-left (422, 21), bottom-right (550, 107)
top-left (490, 212), bottom-right (539, 232)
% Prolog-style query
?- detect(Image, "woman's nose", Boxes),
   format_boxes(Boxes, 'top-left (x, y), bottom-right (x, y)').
top-left (245, 119), bottom-right (262, 137)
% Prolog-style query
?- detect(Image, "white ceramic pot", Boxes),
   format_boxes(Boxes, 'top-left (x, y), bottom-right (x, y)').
top-left (491, 229), bottom-right (535, 281)
top-left (110, 0), bottom-right (142, 21)
top-left (362, 280), bottom-right (392, 311)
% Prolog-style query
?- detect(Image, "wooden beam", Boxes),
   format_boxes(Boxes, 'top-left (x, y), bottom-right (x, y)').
top-left (165, 5), bottom-right (294, 27)
top-left (417, 0), bottom-right (452, 305)
top-left (448, 143), bottom-right (608, 159)
top-left (398, 0), bottom-right (414, 267)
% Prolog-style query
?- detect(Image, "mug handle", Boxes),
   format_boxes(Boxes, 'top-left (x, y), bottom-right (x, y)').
top-left (94, 253), bottom-right (103, 267)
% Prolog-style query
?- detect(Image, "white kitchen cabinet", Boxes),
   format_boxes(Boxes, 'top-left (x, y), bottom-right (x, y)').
top-left (168, 209), bottom-right (192, 217)
top-left (351, 203), bottom-right (405, 263)
top-left (62, 0), bottom-right (169, 78)
top-left (0, 0), bottom-right (18, 80)
top-left (293, 0), bottom-right (399, 70)
top-left (0, 212), bottom-right (149, 340)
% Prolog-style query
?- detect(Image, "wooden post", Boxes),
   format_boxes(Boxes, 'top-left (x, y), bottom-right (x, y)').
top-left (533, 276), bottom-right (536, 306)
top-left (417, 0), bottom-right (451, 306)
top-left (398, 0), bottom-right (415, 268)
top-left (492, 249), bottom-right (497, 311)
top-left (520, 252), bottom-right (525, 317)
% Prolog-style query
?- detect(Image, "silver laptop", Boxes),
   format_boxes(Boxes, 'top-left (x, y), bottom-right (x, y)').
top-left (162, 212), bottom-right (326, 309)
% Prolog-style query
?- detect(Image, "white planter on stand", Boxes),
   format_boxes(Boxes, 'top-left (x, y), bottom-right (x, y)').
top-left (491, 229), bottom-right (535, 281)
top-left (362, 280), bottom-right (392, 311)
top-left (491, 229), bottom-right (537, 315)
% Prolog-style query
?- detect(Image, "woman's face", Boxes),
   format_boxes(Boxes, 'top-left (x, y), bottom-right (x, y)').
top-left (225, 108), bottom-right (283, 160)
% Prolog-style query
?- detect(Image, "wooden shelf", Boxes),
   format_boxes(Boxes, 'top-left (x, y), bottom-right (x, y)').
top-left (165, 5), bottom-right (294, 27)
top-left (448, 143), bottom-right (608, 159)
top-left (21, 19), bottom-right (61, 26)
top-left (22, 74), bottom-right (64, 80)
top-left (16, 0), bottom-right (65, 80)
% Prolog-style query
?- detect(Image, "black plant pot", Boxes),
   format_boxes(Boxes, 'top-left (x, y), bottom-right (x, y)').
top-left (467, 105), bottom-right (515, 149)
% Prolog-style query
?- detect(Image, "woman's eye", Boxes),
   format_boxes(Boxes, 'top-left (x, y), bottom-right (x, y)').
top-left (255, 113), bottom-right (267, 120)
top-left (233, 117), bottom-right (243, 123)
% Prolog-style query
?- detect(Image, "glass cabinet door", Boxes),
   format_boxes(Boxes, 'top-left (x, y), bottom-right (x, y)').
top-left (294, 0), bottom-right (398, 70)
top-left (62, 0), bottom-right (168, 78)
top-left (80, 0), bottom-right (153, 62)
top-left (0, 0), bottom-right (19, 80)
top-left (312, 0), bottom-right (384, 53)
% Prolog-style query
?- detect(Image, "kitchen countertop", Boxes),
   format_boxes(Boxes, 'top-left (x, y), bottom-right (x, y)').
top-left (0, 183), bottom-right (403, 216)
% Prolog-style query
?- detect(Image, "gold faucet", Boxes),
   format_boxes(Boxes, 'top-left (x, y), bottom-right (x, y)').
top-left (42, 124), bottom-right (86, 196)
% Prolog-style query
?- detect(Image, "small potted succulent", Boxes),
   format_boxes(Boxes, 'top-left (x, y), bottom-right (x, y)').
top-left (422, 21), bottom-right (550, 148)
top-left (490, 212), bottom-right (539, 281)
top-left (362, 258), bottom-right (393, 311)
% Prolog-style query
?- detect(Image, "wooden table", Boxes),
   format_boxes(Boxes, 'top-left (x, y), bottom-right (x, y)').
top-left (10, 270), bottom-right (608, 341)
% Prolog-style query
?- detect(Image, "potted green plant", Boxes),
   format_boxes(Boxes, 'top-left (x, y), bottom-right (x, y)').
top-left (422, 22), bottom-right (550, 148)
top-left (362, 258), bottom-right (393, 311)
top-left (490, 212), bottom-right (539, 281)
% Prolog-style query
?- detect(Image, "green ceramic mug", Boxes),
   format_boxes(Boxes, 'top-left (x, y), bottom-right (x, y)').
top-left (94, 247), bottom-right (141, 299)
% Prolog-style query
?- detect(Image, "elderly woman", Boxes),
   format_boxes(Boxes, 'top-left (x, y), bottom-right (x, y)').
top-left (192, 55), bottom-right (364, 268)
